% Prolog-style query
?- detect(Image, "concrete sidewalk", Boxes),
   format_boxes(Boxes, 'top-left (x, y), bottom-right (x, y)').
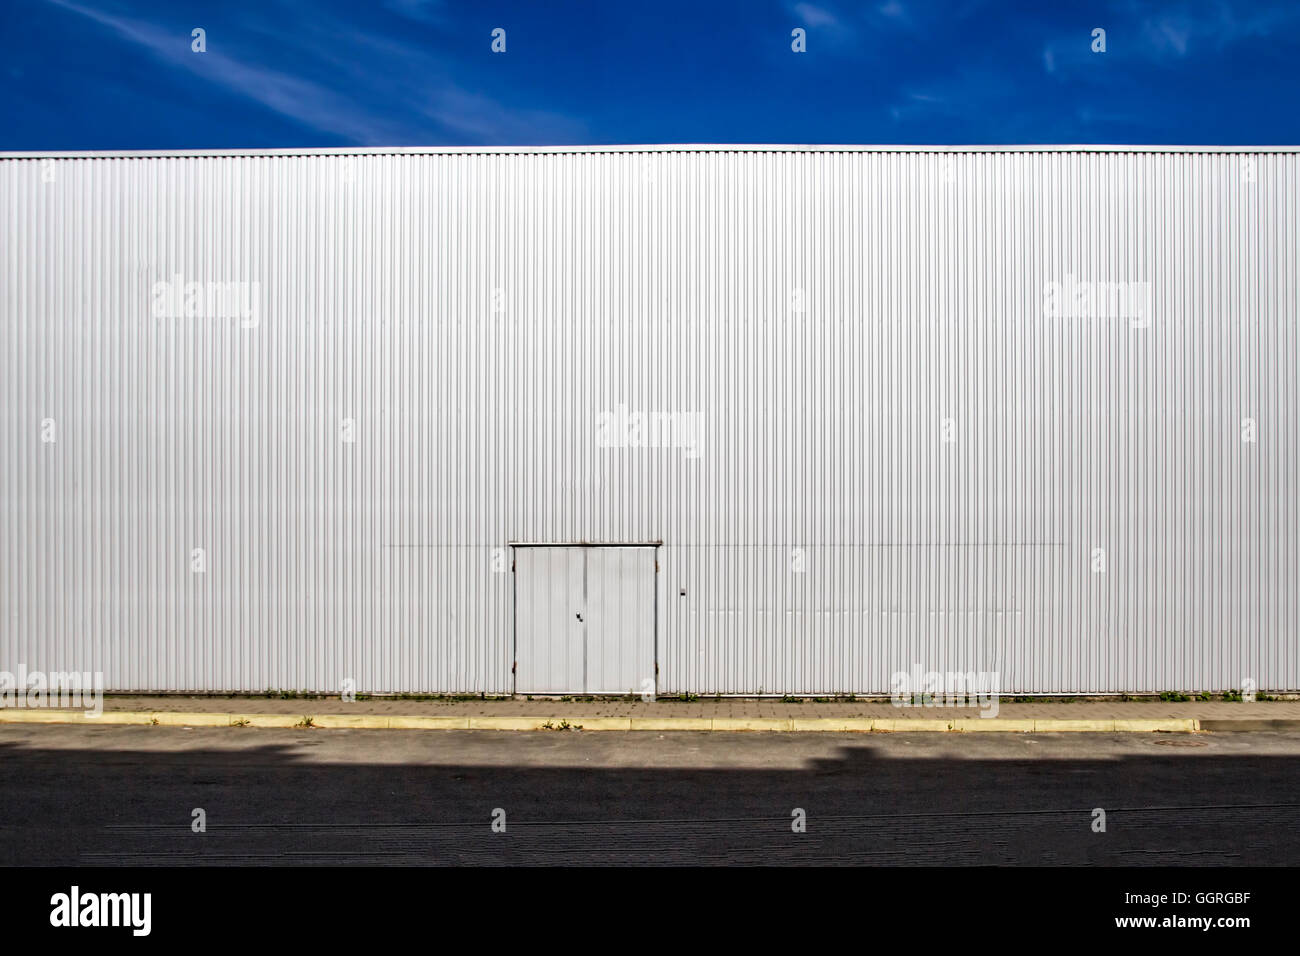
top-left (1, 694), bottom-right (1297, 732)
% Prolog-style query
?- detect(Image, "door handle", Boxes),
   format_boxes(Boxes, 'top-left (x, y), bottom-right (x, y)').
top-left (576, 613), bottom-right (583, 622)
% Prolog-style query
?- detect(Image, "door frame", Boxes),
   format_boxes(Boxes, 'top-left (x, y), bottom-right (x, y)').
top-left (510, 541), bottom-right (662, 697)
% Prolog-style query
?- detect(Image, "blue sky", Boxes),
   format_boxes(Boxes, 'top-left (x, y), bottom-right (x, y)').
top-left (3, 0), bottom-right (1298, 148)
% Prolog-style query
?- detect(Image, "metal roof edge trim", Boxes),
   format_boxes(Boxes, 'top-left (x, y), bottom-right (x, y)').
top-left (1, 143), bottom-right (1297, 159)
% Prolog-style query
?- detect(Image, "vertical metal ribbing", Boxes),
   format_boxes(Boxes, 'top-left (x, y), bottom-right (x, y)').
top-left (0, 148), bottom-right (1296, 694)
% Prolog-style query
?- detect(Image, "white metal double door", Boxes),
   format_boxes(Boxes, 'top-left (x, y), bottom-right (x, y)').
top-left (515, 546), bottom-right (656, 695)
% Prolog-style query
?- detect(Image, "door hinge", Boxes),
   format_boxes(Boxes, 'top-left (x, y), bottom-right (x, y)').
top-left (654, 559), bottom-right (659, 573)
top-left (511, 661), bottom-right (517, 675)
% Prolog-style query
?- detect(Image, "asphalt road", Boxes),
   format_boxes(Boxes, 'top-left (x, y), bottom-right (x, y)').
top-left (2, 726), bottom-right (1298, 865)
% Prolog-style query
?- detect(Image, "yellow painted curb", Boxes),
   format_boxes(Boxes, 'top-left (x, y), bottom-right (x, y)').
top-left (231, 713), bottom-right (304, 729)
top-left (568, 717), bottom-right (632, 731)
top-left (96, 711), bottom-right (157, 724)
top-left (468, 717), bottom-right (552, 730)
top-left (0, 709), bottom-right (156, 724)
top-left (629, 717), bottom-right (714, 731)
top-left (1032, 719), bottom-right (1116, 732)
top-left (873, 719), bottom-right (954, 732)
top-left (311, 714), bottom-right (390, 729)
top-left (1114, 718), bottom-right (1198, 733)
top-left (952, 719), bottom-right (1038, 732)
top-left (0, 710), bottom-right (1208, 733)
top-left (790, 718), bottom-right (876, 732)
top-left (710, 718), bottom-right (794, 732)
top-left (152, 712), bottom-right (232, 727)
top-left (0, 709), bottom-right (98, 724)
top-left (388, 716), bottom-right (470, 730)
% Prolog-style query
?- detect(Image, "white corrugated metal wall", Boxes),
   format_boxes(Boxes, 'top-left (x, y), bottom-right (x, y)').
top-left (1, 146), bottom-right (1296, 694)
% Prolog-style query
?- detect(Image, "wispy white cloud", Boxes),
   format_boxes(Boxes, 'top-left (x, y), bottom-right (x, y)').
top-left (887, 87), bottom-right (958, 123)
top-left (40, 0), bottom-right (586, 145)
top-left (1037, 2), bottom-right (1300, 79)
top-left (43, 0), bottom-right (404, 142)
top-left (1145, 18), bottom-right (1192, 55)
top-left (1126, 0), bottom-right (1300, 59)
top-left (793, 3), bottom-right (841, 29)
